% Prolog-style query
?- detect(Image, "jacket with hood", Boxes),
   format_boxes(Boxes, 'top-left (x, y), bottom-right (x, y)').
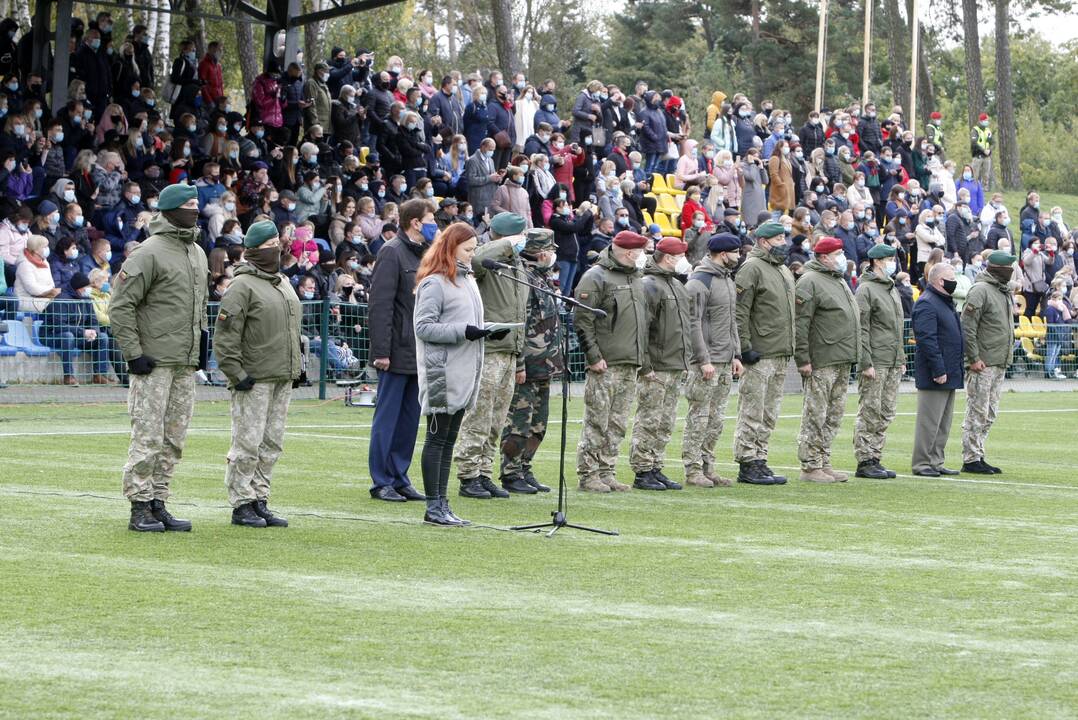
top-left (573, 247), bottom-right (648, 367)
top-left (854, 269), bottom-right (904, 370)
top-left (569, 89), bottom-right (599, 144)
top-left (735, 246), bottom-right (796, 358)
top-left (686, 256), bottom-right (741, 365)
top-left (637, 93), bottom-right (668, 155)
top-left (962, 271), bottom-right (1014, 367)
top-left (705, 91), bottom-right (727, 134)
top-left (794, 258), bottom-right (861, 368)
top-left (533, 94), bottom-right (561, 132)
top-left (640, 257), bottom-right (693, 373)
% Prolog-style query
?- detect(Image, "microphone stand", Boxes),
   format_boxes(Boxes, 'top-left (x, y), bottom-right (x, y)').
top-left (483, 263), bottom-right (617, 537)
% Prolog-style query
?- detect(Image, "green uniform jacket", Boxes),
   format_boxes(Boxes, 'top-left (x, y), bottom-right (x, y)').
top-left (735, 247), bottom-right (796, 358)
top-left (686, 256), bottom-right (740, 366)
top-left (794, 259), bottom-right (860, 368)
top-left (472, 238), bottom-right (528, 360)
top-left (213, 264), bottom-right (303, 387)
top-left (640, 259), bottom-right (692, 374)
top-left (962, 271), bottom-right (1014, 367)
top-left (855, 269), bottom-right (905, 370)
top-left (109, 215), bottom-right (209, 367)
top-left (573, 247), bottom-right (648, 368)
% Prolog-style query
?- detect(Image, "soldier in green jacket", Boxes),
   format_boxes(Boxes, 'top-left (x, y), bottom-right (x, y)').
top-left (733, 221), bottom-right (795, 485)
top-left (629, 237), bottom-right (694, 491)
top-left (794, 236), bottom-right (860, 483)
top-left (853, 243), bottom-right (905, 479)
top-left (214, 220), bottom-right (303, 528)
top-left (574, 230), bottom-right (650, 493)
top-left (960, 251), bottom-right (1016, 474)
top-left (454, 212), bottom-right (530, 498)
top-left (110, 183), bottom-right (207, 533)
top-left (683, 233), bottom-right (743, 488)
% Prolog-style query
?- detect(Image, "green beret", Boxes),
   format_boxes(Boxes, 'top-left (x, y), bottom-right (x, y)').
top-left (755, 220), bottom-right (785, 239)
top-left (157, 183), bottom-right (197, 211)
top-left (490, 212), bottom-right (527, 238)
top-left (867, 243), bottom-right (897, 259)
top-left (987, 250), bottom-right (1017, 266)
top-left (244, 220), bottom-right (280, 248)
top-left (524, 227), bottom-right (555, 252)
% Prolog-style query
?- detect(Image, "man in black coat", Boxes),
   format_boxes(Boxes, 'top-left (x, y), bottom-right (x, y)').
top-left (858, 104), bottom-right (884, 156)
top-left (911, 262), bottom-right (965, 477)
top-left (72, 29), bottom-right (112, 119)
top-left (366, 198), bottom-right (431, 502)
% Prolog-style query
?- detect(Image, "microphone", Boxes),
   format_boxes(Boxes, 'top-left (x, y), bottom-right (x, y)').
top-left (481, 258), bottom-right (513, 271)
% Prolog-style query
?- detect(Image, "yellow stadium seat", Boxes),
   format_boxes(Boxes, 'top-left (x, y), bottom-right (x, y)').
top-left (666, 174), bottom-right (678, 190)
top-left (911, 287), bottom-right (920, 302)
top-left (651, 172), bottom-right (685, 196)
top-left (1021, 336), bottom-right (1043, 362)
top-left (1015, 294), bottom-right (1027, 315)
top-left (653, 211), bottom-right (682, 238)
top-left (1016, 315), bottom-right (1033, 338)
top-left (359, 146), bottom-right (370, 165)
top-left (642, 209), bottom-right (655, 227)
top-left (1030, 316), bottom-right (1047, 338)
top-left (658, 193), bottom-right (681, 216)
top-left (433, 196), bottom-right (443, 204)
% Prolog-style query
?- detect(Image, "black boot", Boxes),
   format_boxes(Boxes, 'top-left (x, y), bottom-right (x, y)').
top-left (423, 499), bottom-right (457, 526)
top-left (855, 460), bottom-right (890, 479)
top-left (231, 502), bottom-right (267, 527)
top-left (981, 457), bottom-right (1002, 474)
top-left (440, 498), bottom-right (470, 526)
top-left (479, 476), bottom-right (510, 498)
top-left (501, 475), bottom-right (538, 494)
top-left (875, 459), bottom-right (897, 478)
top-left (149, 499), bottom-right (192, 531)
top-left (737, 461), bottom-right (779, 485)
top-left (523, 469), bottom-right (551, 492)
top-left (652, 468), bottom-right (682, 490)
top-left (459, 477), bottom-right (493, 499)
top-left (129, 501), bottom-right (165, 532)
top-left (961, 459), bottom-right (995, 475)
top-left (756, 460), bottom-right (787, 484)
top-left (633, 471), bottom-right (666, 490)
top-left (254, 499), bottom-right (288, 527)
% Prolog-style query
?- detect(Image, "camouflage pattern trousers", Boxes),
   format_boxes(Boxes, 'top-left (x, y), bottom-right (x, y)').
top-left (962, 364), bottom-right (1005, 464)
top-left (853, 366), bottom-right (904, 463)
top-left (682, 364), bottom-right (734, 478)
top-left (630, 370), bottom-right (684, 473)
top-left (734, 356), bottom-right (790, 462)
top-left (577, 365), bottom-right (639, 485)
top-left (122, 365), bottom-right (196, 502)
top-left (226, 379), bottom-right (293, 508)
top-left (454, 351), bottom-right (517, 480)
top-left (797, 365), bottom-right (850, 470)
top-left (499, 378), bottom-right (551, 479)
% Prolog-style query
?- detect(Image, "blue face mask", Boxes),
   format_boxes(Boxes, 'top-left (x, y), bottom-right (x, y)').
top-left (101, 281), bottom-right (111, 292)
top-left (132, 89), bottom-right (141, 98)
top-left (420, 222), bottom-right (438, 243)
top-left (74, 216), bottom-right (85, 227)
top-left (513, 237), bottom-right (527, 254)
top-left (90, 39), bottom-right (101, 50)
top-left (302, 291), bottom-right (314, 300)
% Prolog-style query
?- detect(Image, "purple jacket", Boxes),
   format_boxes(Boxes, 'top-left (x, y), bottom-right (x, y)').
top-left (5, 168), bottom-right (32, 200)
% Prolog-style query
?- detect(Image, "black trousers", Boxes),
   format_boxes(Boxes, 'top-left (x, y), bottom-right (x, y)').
top-left (421, 410), bottom-right (464, 499)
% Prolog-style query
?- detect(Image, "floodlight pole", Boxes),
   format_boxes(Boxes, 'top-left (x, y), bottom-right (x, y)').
top-left (814, 0), bottom-right (829, 111)
top-left (910, 0), bottom-right (920, 127)
top-left (862, 0), bottom-right (873, 107)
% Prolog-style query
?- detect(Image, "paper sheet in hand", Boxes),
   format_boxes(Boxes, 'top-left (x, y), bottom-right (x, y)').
top-left (484, 322), bottom-right (524, 332)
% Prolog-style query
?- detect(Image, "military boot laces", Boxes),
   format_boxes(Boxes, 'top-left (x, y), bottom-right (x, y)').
top-left (254, 500), bottom-right (288, 527)
top-left (231, 502), bottom-right (267, 528)
top-left (150, 499), bottom-right (192, 531)
top-left (129, 501), bottom-right (165, 532)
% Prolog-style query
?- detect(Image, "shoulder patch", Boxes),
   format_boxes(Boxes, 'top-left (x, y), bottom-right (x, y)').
top-left (217, 311), bottom-right (229, 321)
top-left (578, 292), bottom-right (589, 299)
top-left (795, 296), bottom-right (805, 305)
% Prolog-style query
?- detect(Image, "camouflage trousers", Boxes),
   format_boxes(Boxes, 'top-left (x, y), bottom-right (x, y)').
top-left (225, 379), bottom-right (293, 508)
top-left (682, 364), bottom-right (734, 477)
top-left (630, 370), bottom-right (684, 472)
top-left (454, 351), bottom-right (517, 480)
top-left (797, 365), bottom-right (850, 470)
top-left (121, 365), bottom-right (196, 502)
top-left (577, 365), bottom-right (639, 485)
top-left (733, 356), bottom-right (789, 462)
top-left (499, 378), bottom-right (551, 479)
top-left (961, 365), bottom-right (1005, 463)
top-left (853, 366), bottom-right (903, 463)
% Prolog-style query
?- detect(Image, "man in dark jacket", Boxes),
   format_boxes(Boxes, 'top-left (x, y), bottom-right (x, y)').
top-left (799, 111), bottom-right (826, 156)
top-left (911, 262), bottom-right (964, 476)
top-left (41, 272), bottom-right (111, 386)
top-left (638, 91), bottom-right (668, 175)
top-left (948, 201), bottom-right (981, 263)
top-left (533, 93), bottom-right (563, 132)
top-left (427, 75), bottom-right (464, 136)
top-left (858, 104), bottom-right (884, 156)
top-left (73, 29), bottom-right (112, 119)
top-left (366, 199), bottom-right (431, 502)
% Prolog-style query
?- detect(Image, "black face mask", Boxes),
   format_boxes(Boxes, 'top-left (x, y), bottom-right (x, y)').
top-left (987, 266), bottom-right (1012, 285)
top-left (244, 245), bottom-right (281, 274)
top-left (162, 207), bottom-right (199, 229)
top-left (941, 279), bottom-right (958, 295)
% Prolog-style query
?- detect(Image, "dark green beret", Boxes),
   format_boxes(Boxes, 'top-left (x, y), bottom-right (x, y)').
top-left (755, 220), bottom-right (785, 239)
top-left (244, 220), bottom-right (280, 248)
top-left (987, 250), bottom-right (1017, 266)
top-left (157, 183), bottom-right (197, 210)
top-left (490, 212), bottom-right (527, 237)
top-left (867, 243), bottom-right (897, 259)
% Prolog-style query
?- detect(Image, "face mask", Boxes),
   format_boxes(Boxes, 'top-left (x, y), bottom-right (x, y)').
top-left (692, 219), bottom-right (704, 230)
top-left (463, 213), bottom-right (473, 221)
top-left (420, 222), bottom-right (438, 243)
top-left (520, 163), bottom-right (529, 173)
top-left (224, 201), bottom-right (236, 212)
top-left (925, 219), bottom-right (935, 227)
top-left (831, 252), bottom-right (847, 271)
top-left (559, 207), bottom-right (571, 217)
top-left (48, 212), bottom-right (59, 226)
top-left (881, 260), bottom-right (896, 277)
top-left (73, 216), bottom-right (85, 227)
top-left (634, 253), bottom-right (647, 270)
top-left (90, 39), bottom-right (101, 50)
top-left (244, 245), bottom-right (282, 274)
top-left (67, 248), bottom-right (79, 260)
top-left (301, 290), bottom-right (314, 300)
top-left (1052, 214), bottom-right (1063, 223)
top-left (13, 124), bottom-right (25, 137)
top-left (768, 243), bottom-right (788, 260)
top-left (475, 95), bottom-right (487, 105)
top-left (674, 256), bottom-right (692, 274)
top-left (182, 145), bottom-right (191, 157)
top-left (84, 110), bottom-right (93, 120)
top-left (16, 222), bottom-right (28, 233)
top-left (163, 207), bottom-right (199, 229)
top-left (941, 279), bottom-right (958, 295)
top-left (988, 266), bottom-right (1012, 284)
top-left (825, 147), bottom-right (835, 156)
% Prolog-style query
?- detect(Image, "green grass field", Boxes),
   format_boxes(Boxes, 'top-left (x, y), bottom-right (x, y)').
top-left (2, 389), bottom-right (1078, 719)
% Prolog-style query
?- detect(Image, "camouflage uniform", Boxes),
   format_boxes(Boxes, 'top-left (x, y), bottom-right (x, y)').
top-left (683, 365), bottom-right (734, 480)
top-left (578, 365), bottom-right (640, 486)
top-left (796, 365), bottom-right (850, 469)
top-left (853, 268), bottom-right (906, 464)
top-left (962, 365), bottom-right (1005, 463)
top-left (961, 271), bottom-right (1014, 464)
top-left (854, 367), bottom-right (903, 462)
top-left (225, 380), bottom-right (293, 507)
top-left (629, 370), bottom-right (684, 473)
top-left (122, 366), bottom-right (196, 501)
top-left (733, 358), bottom-right (789, 462)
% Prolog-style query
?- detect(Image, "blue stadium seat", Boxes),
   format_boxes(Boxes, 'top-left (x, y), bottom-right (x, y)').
top-left (3, 320), bottom-right (52, 357)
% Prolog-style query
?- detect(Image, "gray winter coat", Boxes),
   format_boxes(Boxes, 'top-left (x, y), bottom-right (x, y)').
top-left (740, 161), bottom-right (769, 225)
top-left (466, 150), bottom-right (497, 215)
top-left (414, 264), bottom-right (485, 416)
top-left (686, 256), bottom-right (741, 365)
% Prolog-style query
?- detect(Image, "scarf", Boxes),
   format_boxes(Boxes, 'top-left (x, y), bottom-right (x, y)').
top-left (23, 248), bottom-right (47, 269)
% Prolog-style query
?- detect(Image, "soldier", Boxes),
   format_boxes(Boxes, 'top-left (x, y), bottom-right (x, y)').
top-left (455, 212), bottom-right (530, 499)
top-left (926, 111), bottom-right (945, 156)
top-left (970, 113), bottom-right (994, 190)
top-left (499, 228), bottom-right (561, 494)
top-left (683, 232), bottom-right (743, 487)
top-left (574, 230), bottom-right (650, 493)
top-left (110, 183), bottom-right (207, 532)
top-left (853, 244), bottom-right (905, 479)
top-left (213, 221), bottom-right (303, 528)
top-left (794, 237), bottom-right (860, 482)
top-left (733, 221), bottom-right (796, 485)
top-left (960, 250), bottom-right (1016, 474)
top-left (629, 237), bottom-right (694, 491)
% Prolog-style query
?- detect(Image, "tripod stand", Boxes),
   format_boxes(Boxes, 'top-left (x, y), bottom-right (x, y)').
top-left (481, 262), bottom-right (617, 537)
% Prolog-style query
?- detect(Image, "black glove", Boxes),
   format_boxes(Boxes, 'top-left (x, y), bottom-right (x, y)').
top-left (292, 371), bottom-right (308, 389)
top-left (128, 355), bottom-right (157, 375)
top-left (464, 325), bottom-right (489, 341)
top-left (488, 328), bottom-right (511, 340)
top-left (234, 376), bottom-right (256, 391)
top-left (741, 350), bottom-right (761, 366)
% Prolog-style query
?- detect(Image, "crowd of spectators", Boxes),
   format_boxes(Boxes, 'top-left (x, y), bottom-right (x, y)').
top-left (0, 12), bottom-right (1075, 384)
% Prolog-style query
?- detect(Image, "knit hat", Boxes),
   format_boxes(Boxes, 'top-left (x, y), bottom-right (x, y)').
top-left (867, 243), bottom-right (896, 259)
top-left (987, 250), bottom-right (1017, 266)
top-left (157, 183), bottom-right (197, 210)
top-left (439, 197), bottom-right (458, 208)
top-left (613, 231), bottom-right (649, 249)
top-left (36, 200), bottom-right (58, 217)
top-left (244, 220), bottom-right (279, 249)
top-left (723, 208), bottom-right (740, 218)
top-left (755, 221), bottom-right (784, 239)
top-left (708, 232), bottom-right (741, 253)
top-left (489, 212), bottom-right (526, 238)
top-left (656, 237), bottom-right (688, 255)
top-left (523, 227), bottom-right (555, 252)
top-left (648, 223), bottom-right (662, 235)
top-left (70, 272), bottom-right (91, 290)
top-left (813, 236), bottom-right (843, 255)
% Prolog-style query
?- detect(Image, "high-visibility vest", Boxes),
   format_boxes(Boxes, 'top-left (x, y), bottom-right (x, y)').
top-left (973, 126), bottom-right (992, 149)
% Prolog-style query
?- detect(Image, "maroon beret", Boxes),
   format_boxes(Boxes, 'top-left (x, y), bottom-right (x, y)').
top-left (612, 230), bottom-right (649, 249)
top-left (656, 237), bottom-right (688, 255)
top-left (813, 236), bottom-right (843, 255)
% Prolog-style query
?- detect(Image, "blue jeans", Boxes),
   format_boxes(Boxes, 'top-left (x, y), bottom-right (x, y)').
top-left (1045, 340), bottom-right (1061, 375)
top-left (368, 370), bottom-right (420, 490)
top-left (48, 329), bottom-right (109, 376)
top-left (557, 260), bottom-right (577, 294)
top-left (309, 336), bottom-right (349, 370)
top-left (644, 153), bottom-right (663, 176)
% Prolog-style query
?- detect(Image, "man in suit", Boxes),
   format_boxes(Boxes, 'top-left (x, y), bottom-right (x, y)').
top-left (911, 262), bottom-right (965, 477)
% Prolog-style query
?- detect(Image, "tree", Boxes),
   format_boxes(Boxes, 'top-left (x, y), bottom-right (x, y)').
top-left (885, 0), bottom-right (909, 111)
top-left (186, 0), bottom-right (207, 59)
top-left (303, 0), bottom-right (328, 72)
top-left (153, 0), bottom-right (171, 90)
top-left (233, 9), bottom-right (260, 103)
top-left (961, 0), bottom-right (986, 127)
top-left (994, 0), bottom-right (1022, 188)
top-left (490, 0), bottom-right (518, 74)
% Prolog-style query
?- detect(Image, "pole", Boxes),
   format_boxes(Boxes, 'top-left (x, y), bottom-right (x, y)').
top-left (861, 0), bottom-right (872, 107)
top-left (814, 0), bottom-right (829, 111)
top-left (51, 0), bottom-right (72, 112)
top-left (910, 0), bottom-right (920, 127)
top-left (318, 298), bottom-right (329, 400)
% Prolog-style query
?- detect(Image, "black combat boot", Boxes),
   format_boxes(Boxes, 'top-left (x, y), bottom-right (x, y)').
top-left (875, 459), bottom-right (897, 478)
top-left (129, 501), bottom-right (165, 532)
top-left (756, 460), bottom-right (787, 484)
top-left (633, 471), bottom-right (666, 490)
top-left (981, 457), bottom-right (1002, 474)
top-left (523, 469), bottom-right (551, 492)
top-left (479, 476), bottom-right (510, 498)
top-left (961, 459), bottom-right (995, 475)
top-left (231, 502), bottom-right (267, 527)
top-left (440, 498), bottom-right (470, 526)
top-left (423, 498), bottom-right (457, 526)
top-left (501, 475), bottom-right (538, 494)
top-left (253, 500), bottom-right (288, 527)
top-left (855, 460), bottom-right (890, 479)
top-left (459, 477), bottom-right (492, 499)
top-left (737, 461), bottom-right (780, 485)
top-left (652, 468), bottom-right (682, 490)
top-left (149, 499), bottom-right (192, 531)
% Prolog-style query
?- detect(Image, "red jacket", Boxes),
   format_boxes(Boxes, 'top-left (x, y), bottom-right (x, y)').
top-left (252, 74), bottom-right (283, 127)
top-left (198, 55), bottom-right (224, 104)
top-left (551, 146), bottom-right (585, 202)
top-left (680, 198), bottom-right (713, 231)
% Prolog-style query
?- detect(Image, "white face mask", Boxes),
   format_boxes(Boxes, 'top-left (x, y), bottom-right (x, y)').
top-left (634, 253), bottom-right (647, 269)
top-left (884, 260), bottom-right (897, 276)
top-left (831, 252), bottom-right (847, 272)
top-left (674, 256), bottom-right (692, 274)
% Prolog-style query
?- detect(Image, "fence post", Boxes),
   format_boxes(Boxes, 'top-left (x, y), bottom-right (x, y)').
top-left (319, 297), bottom-right (329, 400)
